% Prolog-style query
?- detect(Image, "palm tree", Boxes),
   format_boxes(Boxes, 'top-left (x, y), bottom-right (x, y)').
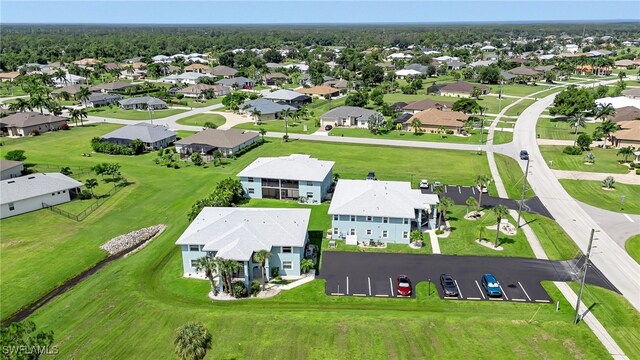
top-left (492, 205), bottom-right (509, 248)
top-left (410, 117), bottom-right (422, 133)
top-left (252, 250), bottom-right (272, 291)
top-left (125, 64), bottom-right (135, 75)
top-left (216, 258), bottom-right (242, 294)
top-left (568, 114), bottom-right (586, 146)
top-left (258, 127), bottom-right (266, 139)
top-left (475, 175), bottom-right (491, 208)
top-left (76, 86), bottom-right (91, 108)
top-left (54, 68), bottom-right (67, 86)
top-left (8, 98), bottom-right (32, 112)
top-left (617, 146), bottom-right (634, 163)
top-left (300, 258), bottom-right (314, 274)
top-left (436, 197), bottom-right (454, 229)
top-left (596, 120), bottom-right (621, 148)
top-left (69, 108), bottom-right (88, 126)
top-left (173, 322), bottom-right (212, 360)
top-left (194, 256), bottom-right (219, 296)
top-left (84, 178), bottom-right (98, 197)
top-left (249, 109), bottom-right (262, 124)
top-left (282, 108), bottom-right (293, 138)
top-left (29, 93), bottom-right (48, 114)
top-left (465, 196), bottom-right (479, 216)
top-left (594, 103), bottom-right (616, 121)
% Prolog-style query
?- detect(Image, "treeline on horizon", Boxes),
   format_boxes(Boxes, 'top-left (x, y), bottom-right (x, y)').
top-left (1, 23), bottom-right (639, 71)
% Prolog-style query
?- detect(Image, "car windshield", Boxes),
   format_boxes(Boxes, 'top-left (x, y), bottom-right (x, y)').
top-left (487, 282), bottom-right (499, 288)
top-left (445, 280), bottom-right (454, 286)
top-left (398, 283), bottom-right (410, 287)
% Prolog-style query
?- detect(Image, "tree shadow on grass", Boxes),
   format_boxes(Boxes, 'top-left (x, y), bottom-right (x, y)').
top-left (498, 237), bottom-right (515, 246)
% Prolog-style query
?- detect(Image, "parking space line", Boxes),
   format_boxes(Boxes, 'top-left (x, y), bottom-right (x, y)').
top-left (474, 280), bottom-right (486, 299)
top-left (445, 185), bottom-right (448, 192)
top-left (466, 297), bottom-right (481, 300)
top-left (499, 285), bottom-right (509, 300)
top-left (472, 187), bottom-right (476, 195)
top-left (535, 299), bottom-right (551, 303)
top-left (458, 186), bottom-right (461, 194)
top-left (368, 277), bottom-right (371, 296)
top-left (518, 281), bottom-right (532, 301)
top-left (454, 280), bottom-right (463, 298)
top-left (375, 294), bottom-right (389, 297)
top-left (346, 276), bottom-right (349, 295)
top-left (331, 293), bottom-right (344, 296)
top-left (389, 278), bottom-right (394, 297)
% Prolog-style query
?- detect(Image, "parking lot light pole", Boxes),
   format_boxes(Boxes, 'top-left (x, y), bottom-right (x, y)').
top-left (574, 229), bottom-right (595, 324)
top-left (517, 157), bottom-right (531, 227)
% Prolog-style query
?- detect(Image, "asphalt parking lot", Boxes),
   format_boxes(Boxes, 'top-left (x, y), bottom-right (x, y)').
top-left (421, 184), bottom-right (553, 219)
top-left (321, 252), bottom-right (616, 303)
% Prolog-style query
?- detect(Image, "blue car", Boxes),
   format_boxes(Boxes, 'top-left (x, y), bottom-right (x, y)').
top-left (481, 273), bottom-right (502, 297)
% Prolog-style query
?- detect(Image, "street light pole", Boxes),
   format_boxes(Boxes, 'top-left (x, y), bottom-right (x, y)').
top-left (517, 157), bottom-right (531, 227)
top-left (574, 229), bottom-right (595, 324)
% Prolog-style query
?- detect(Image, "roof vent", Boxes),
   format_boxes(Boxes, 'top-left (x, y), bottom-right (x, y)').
top-left (8, 181), bottom-right (15, 184)
top-left (28, 176), bottom-right (36, 179)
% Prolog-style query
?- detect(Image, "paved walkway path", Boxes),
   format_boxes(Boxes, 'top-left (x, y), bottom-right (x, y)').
top-left (551, 169), bottom-right (640, 185)
top-left (426, 230), bottom-right (440, 254)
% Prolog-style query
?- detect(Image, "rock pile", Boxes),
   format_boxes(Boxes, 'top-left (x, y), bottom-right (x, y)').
top-left (100, 224), bottom-right (166, 255)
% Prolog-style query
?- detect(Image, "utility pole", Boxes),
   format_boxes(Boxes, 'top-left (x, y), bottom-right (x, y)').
top-left (516, 157), bottom-right (531, 227)
top-left (574, 229), bottom-right (595, 324)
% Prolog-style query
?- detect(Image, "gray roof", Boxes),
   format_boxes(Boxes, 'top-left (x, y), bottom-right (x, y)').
top-left (500, 71), bottom-right (517, 81)
top-left (237, 154), bottom-right (334, 182)
top-left (88, 93), bottom-right (124, 103)
top-left (0, 160), bottom-right (23, 172)
top-left (320, 106), bottom-right (380, 121)
top-left (51, 84), bottom-right (88, 95)
top-left (1, 173), bottom-right (83, 204)
top-left (404, 63), bottom-right (428, 73)
top-left (262, 89), bottom-right (310, 102)
top-left (102, 123), bottom-right (176, 143)
top-left (118, 96), bottom-right (166, 107)
top-left (216, 77), bottom-right (252, 87)
top-left (176, 129), bottom-right (258, 149)
top-left (209, 65), bottom-right (238, 77)
top-left (328, 179), bottom-right (439, 218)
top-left (0, 112), bottom-right (67, 128)
top-left (175, 207), bottom-right (310, 261)
top-left (90, 81), bottom-right (137, 91)
top-left (241, 98), bottom-right (296, 115)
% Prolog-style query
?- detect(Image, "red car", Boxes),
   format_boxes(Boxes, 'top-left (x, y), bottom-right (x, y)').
top-left (396, 275), bottom-right (412, 297)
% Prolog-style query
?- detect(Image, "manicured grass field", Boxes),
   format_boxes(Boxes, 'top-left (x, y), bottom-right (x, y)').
top-left (88, 107), bottom-right (187, 120)
top-left (438, 206), bottom-right (535, 258)
top-left (175, 113), bottom-right (226, 127)
top-left (504, 98), bottom-right (536, 117)
top-left (234, 117), bottom-right (319, 134)
top-left (182, 97), bottom-right (223, 108)
top-left (382, 93), bottom-right (517, 115)
top-left (559, 179), bottom-right (640, 214)
top-left (328, 128), bottom-right (489, 144)
top-left (521, 213), bottom-right (581, 261)
top-left (536, 117), bottom-right (599, 140)
top-left (491, 130), bottom-right (513, 145)
top-left (625, 234), bottom-right (640, 264)
top-left (494, 154), bottom-right (535, 199)
top-left (488, 84), bottom-right (552, 97)
top-left (541, 145), bottom-right (631, 174)
top-left (307, 97), bottom-right (348, 115)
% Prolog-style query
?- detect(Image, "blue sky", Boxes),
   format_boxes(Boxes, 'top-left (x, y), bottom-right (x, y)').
top-left (1, 1), bottom-right (639, 24)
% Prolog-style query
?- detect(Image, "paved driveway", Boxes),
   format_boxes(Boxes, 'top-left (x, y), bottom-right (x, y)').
top-left (320, 252), bottom-right (616, 303)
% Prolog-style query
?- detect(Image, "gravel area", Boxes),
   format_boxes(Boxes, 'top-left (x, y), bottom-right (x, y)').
top-left (100, 224), bottom-right (166, 255)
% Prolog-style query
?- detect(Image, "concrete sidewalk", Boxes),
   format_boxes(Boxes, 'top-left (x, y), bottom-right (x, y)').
top-left (551, 169), bottom-right (640, 185)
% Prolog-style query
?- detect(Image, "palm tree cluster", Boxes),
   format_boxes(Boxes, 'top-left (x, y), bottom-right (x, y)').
top-left (194, 256), bottom-right (243, 296)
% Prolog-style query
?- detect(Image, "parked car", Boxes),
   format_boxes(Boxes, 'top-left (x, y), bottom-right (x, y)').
top-left (477, 184), bottom-right (488, 193)
top-left (519, 150), bottom-right (529, 160)
top-left (440, 274), bottom-right (459, 297)
top-left (324, 124), bottom-right (333, 131)
top-left (366, 171), bottom-right (377, 181)
top-left (481, 273), bottom-right (502, 297)
top-left (432, 181), bottom-right (442, 189)
top-left (305, 244), bottom-right (317, 258)
top-left (419, 179), bottom-right (430, 189)
top-left (396, 275), bottom-right (412, 297)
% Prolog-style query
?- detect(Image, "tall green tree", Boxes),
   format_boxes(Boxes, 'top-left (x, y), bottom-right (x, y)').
top-left (491, 204), bottom-right (509, 248)
top-left (76, 86), bottom-right (91, 108)
top-left (84, 178), bottom-right (98, 197)
top-left (595, 120), bottom-right (621, 148)
top-left (465, 196), bottom-right (479, 216)
top-left (252, 250), bottom-right (272, 291)
top-left (568, 113), bottom-right (586, 146)
top-left (617, 146), bottom-right (634, 163)
top-left (194, 256), bottom-right (219, 296)
top-left (437, 197), bottom-right (454, 228)
top-left (475, 175), bottom-right (491, 209)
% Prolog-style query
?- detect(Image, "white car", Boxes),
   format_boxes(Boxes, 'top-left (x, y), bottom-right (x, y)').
top-left (419, 179), bottom-right (430, 189)
top-left (477, 185), bottom-right (488, 193)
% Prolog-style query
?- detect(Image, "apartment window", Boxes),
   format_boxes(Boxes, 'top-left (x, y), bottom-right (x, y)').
top-left (8, 203), bottom-right (14, 211)
top-left (189, 245), bottom-right (200, 252)
top-left (366, 216), bottom-right (372, 222)
top-left (403, 218), bottom-right (409, 225)
top-left (333, 215), bottom-right (338, 221)
top-left (248, 177), bottom-right (254, 182)
top-left (282, 246), bottom-right (292, 253)
top-left (402, 232), bottom-right (409, 239)
top-left (52, 193), bottom-right (55, 196)
top-left (307, 192), bottom-right (313, 198)
top-left (383, 217), bottom-right (388, 224)
top-left (333, 228), bottom-right (339, 235)
top-left (248, 188), bottom-right (255, 194)
top-left (366, 229), bottom-right (372, 236)
top-left (282, 261), bottom-right (293, 270)
top-left (349, 229), bottom-right (356, 236)
top-left (382, 230), bottom-right (388, 238)
top-left (350, 215), bottom-right (355, 222)
top-left (306, 181), bottom-right (313, 186)
top-left (190, 260), bottom-right (198, 268)
top-left (63, 190), bottom-right (66, 193)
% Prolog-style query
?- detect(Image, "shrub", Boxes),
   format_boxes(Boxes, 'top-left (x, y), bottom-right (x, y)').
top-left (250, 280), bottom-right (261, 297)
top-left (233, 138), bottom-right (264, 157)
top-left (629, 162), bottom-right (635, 169)
top-left (636, 169), bottom-right (640, 175)
top-left (576, 133), bottom-right (592, 150)
top-left (30, 129), bottom-right (40, 136)
top-left (602, 176), bottom-right (616, 189)
top-left (435, 229), bottom-right (445, 235)
top-left (445, 129), bottom-right (454, 135)
top-left (175, 93), bottom-right (184, 99)
top-left (78, 190), bottom-right (93, 200)
top-left (562, 146), bottom-right (583, 155)
top-left (203, 121), bottom-right (217, 129)
top-left (90, 137), bottom-right (135, 155)
top-left (60, 122), bottom-right (70, 130)
top-left (190, 152), bottom-right (204, 166)
top-left (270, 267), bottom-right (280, 278)
top-left (231, 281), bottom-right (247, 298)
top-left (4, 149), bottom-right (26, 161)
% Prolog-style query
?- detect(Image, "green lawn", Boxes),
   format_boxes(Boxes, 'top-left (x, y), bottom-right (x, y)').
top-left (323, 238), bottom-right (433, 255)
top-left (307, 97), bottom-right (348, 116)
top-left (88, 107), bottom-right (187, 120)
top-left (182, 97), bottom-right (223, 108)
top-left (521, 213), bottom-right (581, 261)
top-left (541, 146), bottom-right (631, 174)
top-left (559, 179), bottom-right (640, 214)
top-left (625, 234), bottom-right (640, 264)
top-left (175, 113), bottom-right (226, 127)
top-left (382, 93), bottom-right (518, 114)
top-left (438, 206), bottom-right (535, 258)
top-left (234, 117), bottom-right (319, 134)
top-left (488, 84), bottom-right (553, 97)
top-left (328, 128), bottom-right (489, 144)
top-left (494, 154), bottom-right (535, 199)
top-left (536, 117), bottom-right (599, 140)
top-left (492, 130), bottom-right (513, 145)
top-left (504, 99), bottom-right (536, 117)
top-left (569, 283), bottom-right (640, 358)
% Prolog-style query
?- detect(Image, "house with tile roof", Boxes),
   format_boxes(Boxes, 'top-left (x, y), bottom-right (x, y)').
top-left (428, 81), bottom-right (489, 98)
top-left (319, 106), bottom-right (382, 128)
top-left (0, 112), bottom-right (67, 137)
top-left (101, 123), bottom-right (176, 150)
top-left (409, 108), bottom-right (469, 133)
top-left (175, 129), bottom-right (259, 157)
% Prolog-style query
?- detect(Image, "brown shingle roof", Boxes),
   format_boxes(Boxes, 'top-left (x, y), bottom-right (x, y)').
top-left (403, 98), bottom-right (453, 111)
top-left (0, 112), bottom-right (67, 128)
top-left (185, 63), bottom-right (211, 71)
top-left (51, 84), bottom-right (89, 95)
top-left (175, 129), bottom-right (259, 149)
top-left (208, 65), bottom-right (238, 77)
top-left (433, 81), bottom-right (488, 94)
top-left (509, 67), bottom-right (538, 76)
top-left (612, 121), bottom-right (640, 141)
top-left (613, 106), bottom-right (640, 122)
top-left (296, 86), bottom-right (340, 96)
top-left (409, 108), bottom-right (469, 127)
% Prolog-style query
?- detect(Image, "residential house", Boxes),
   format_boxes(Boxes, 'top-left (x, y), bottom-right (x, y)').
top-left (53, 74), bottom-right (86, 87)
top-left (263, 72), bottom-right (289, 86)
top-left (177, 84), bottom-right (230, 98)
top-left (162, 72), bottom-right (212, 85)
top-left (175, 207), bottom-right (311, 288)
top-left (119, 96), bottom-right (167, 110)
top-left (152, 55), bottom-right (171, 63)
top-left (623, 88), bottom-right (640, 100)
top-left (238, 154), bottom-right (334, 204)
top-left (595, 96), bottom-right (640, 110)
top-left (409, 108), bottom-right (469, 133)
top-left (73, 58), bottom-right (99, 66)
top-left (328, 179), bottom-right (439, 244)
top-left (445, 60), bottom-right (466, 70)
top-left (0, 112), bottom-right (67, 137)
top-left (402, 99), bottom-right (453, 114)
top-left (428, 81), bottom-right (489, 98)
top-left (185, 63), bottom-right (211, 73)
top-left (319, 106), bottom-right (382, 128)
top-left (611, 121), bottom-right (640, 148)
top-left (87, 93), bottom-right (124, 107)
top-left (0, 160), bottom-right (24, 180)
top-left (0, 71), bottom-right (21, 82)
top-left (241, 98), bottom-right (297, 121)
top-left (216, 77), bottom-right (254, 90)
top-left (395, 69), bottom-right (422, 78)
top-left (468, 60), bottom-right (496, 68)
top-left (207, 65), bottom-right (239, 78)
top-left (0, 173), bottom-right (83, 219)
top-left (101, 123), bottom-right (177, 150)
top-left (404, 63), bottom-right (429, 74)
top-left (175, 129), bottom-right (259, 157)
top-left (615, 59), bottom-right (638, 69)
top-left (296, 86), bottom-right (340, 99)
top-left (260, 90), bottom-right (309, 107)
top-left (90, 81), bottom-right (138, 93)
top-left (51, 84), bottom-right (89, 97)
top-left (613, 106), bottom-right (640, 123)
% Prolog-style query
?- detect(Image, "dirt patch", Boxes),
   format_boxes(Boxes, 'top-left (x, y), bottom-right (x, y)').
top-left (563, 339), bottom-right (584, 359)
